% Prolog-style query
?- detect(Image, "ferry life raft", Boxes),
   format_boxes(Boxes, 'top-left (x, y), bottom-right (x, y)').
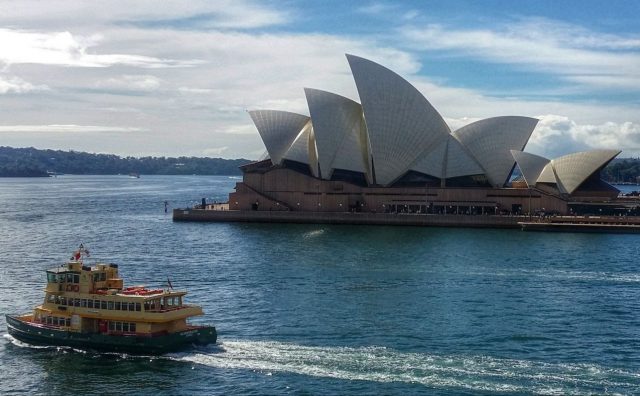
top-left (6, 245), bottom-right (216, 354)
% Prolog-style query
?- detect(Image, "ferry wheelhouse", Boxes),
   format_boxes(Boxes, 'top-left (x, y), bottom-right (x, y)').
top-left (6, 246), bottom-right (216, 354)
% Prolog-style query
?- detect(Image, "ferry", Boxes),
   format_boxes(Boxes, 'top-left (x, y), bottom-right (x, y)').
top-left (5, 245), bottom-right (216, 354)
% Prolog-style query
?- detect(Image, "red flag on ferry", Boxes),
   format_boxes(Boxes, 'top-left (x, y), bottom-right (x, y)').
top-left (74, 251), bottom-right (81, 261)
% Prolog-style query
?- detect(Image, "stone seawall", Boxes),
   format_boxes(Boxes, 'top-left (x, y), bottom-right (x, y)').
top-left (172, 209), bottom-right (523, 228)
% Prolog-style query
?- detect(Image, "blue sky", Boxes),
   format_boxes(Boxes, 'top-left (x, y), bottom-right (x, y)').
top-left (0, 0), bottom-right (638, 159)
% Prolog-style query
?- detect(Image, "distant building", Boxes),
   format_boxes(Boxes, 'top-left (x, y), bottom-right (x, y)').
top-left (229, 55), bottom-right (624, 217)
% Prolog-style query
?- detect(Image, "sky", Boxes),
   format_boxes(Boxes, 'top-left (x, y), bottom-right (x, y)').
top-left (0, 0), bottom-right (639, 160)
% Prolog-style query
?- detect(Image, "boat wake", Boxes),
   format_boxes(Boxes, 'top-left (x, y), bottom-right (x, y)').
top-left (3, 333), bottom-right (150, 359)
top-left (302, 228), bottom-right (326, 239)
top-left (3, 333), bottom-right (87, 354)
top-left (468, 267), bottom-right (640, 284)
top-left (167, 340), bottom-right (640, 394)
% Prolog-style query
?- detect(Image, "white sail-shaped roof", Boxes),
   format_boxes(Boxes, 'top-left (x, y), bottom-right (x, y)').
top-left (248, 110), bottom-right (310, 166)
top-left (551, 149), bottom-right (620, 194)
top-left (304, 88), bottom-right (368, 179)
top-left (510, 150), bottom-right (550, 187)
top-left (282, 121), bottom-right (312, 164)
top-left (411, 138), bottom-right (447, 178)
top-left (410, 135), bottom-right (484, 179)
top-left (445, 135), bottom-right (484, 178)
top-left (452, 116), bottom-right (538, 187)
top-left (347, 54), bottom-right (450, 186)
top-left (537, 163), bottom-right (559, 185)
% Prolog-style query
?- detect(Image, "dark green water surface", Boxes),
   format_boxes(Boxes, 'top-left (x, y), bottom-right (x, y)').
top-left (1, 176), bottom-right (639, 395)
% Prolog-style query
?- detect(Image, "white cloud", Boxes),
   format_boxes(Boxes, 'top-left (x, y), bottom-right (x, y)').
top-left (178, 86), bottom-right (213, 94)
top-left (202, 146), bottom-right (229, 156)
top-left (0, 29), bottom-right (202, 68)
top-left (0, 0), bottom-right (288, 30)
top-left (95, 75), bottom-right (162, 91)
top-left (0, 124), bottom-right (145, 133)
top-left (0, 75), bottom-right (49, 94)
top-left (400, 18), bottom-right (640, 91)
top-left (357, 2), bottom-right (399, 15)
top-left (525, 115), bottom-right (640, 158)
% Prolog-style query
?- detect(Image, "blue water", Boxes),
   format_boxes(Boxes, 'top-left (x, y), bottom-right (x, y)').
top-left (1, 176), bottom-right (639, 395)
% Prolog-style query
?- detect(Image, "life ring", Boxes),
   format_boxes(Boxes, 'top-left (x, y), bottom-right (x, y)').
top-left (73, 285), bottom-right (79, 292)
top-left (66, 284), bottom-right (72, 292)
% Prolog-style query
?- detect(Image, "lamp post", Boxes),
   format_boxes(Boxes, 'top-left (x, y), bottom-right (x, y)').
top-left (528, 187), bottom-right (532, 220)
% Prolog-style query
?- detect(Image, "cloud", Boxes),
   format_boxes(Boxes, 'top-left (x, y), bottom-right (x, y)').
top-left (95, 75), bottom-right (162, 91)
top-left (0, 124), bottom-right (145, 133)
top-left (526, 115), bottom-right (640, 158)
top-left (400, 18), bottom-right (640, 91)
top-left (178, 86), bottom-right (213, 94)
top-left (0, 75), bottom-right (49, 94)
top-left (0, 29), bottom-right (202, 68)
top-left (202, 146), bottom-right (229, 156)
top-left (0, 0), bottom-right (288, 30)
top-left (357, 2), bottom-right (399, 15)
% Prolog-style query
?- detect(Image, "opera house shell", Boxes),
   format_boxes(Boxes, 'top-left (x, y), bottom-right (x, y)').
top-left (230, 54), bottom-right (622, 216)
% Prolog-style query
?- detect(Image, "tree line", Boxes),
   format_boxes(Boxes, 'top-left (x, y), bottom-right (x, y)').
top-left (600, 158), bottom-right (640, 184)
top-left (0, 146), bottom-right (249, 177)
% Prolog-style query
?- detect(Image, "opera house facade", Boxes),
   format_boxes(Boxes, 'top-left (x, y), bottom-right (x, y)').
top-left (228, 54), bottom-right (623, 217)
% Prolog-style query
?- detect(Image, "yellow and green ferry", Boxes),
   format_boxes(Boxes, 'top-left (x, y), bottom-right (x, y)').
top-left (6, 245), bottom-right (216, 354)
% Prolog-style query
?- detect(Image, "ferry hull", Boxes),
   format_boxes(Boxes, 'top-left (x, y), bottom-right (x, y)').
top-left (6, 314), bottom-right (216, 354)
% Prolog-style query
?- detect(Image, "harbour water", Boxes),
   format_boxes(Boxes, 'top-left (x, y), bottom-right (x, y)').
top-left (0, 175), bottom-right (639, 395)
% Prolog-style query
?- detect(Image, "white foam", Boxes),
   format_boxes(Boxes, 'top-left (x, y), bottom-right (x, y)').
top-left (167, 340), bottom-right (639, 394)
top-left (468, 267), bottom-right (640, 284)
top-left (302, 229), bottom-right (326, 239)
top-left (3, 333), bottom-right (53, 350)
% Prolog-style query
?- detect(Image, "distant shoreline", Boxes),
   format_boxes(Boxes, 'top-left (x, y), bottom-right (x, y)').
top-left (0, 174), bottom-right (243, 178)
top-left (0, 146), bottom-right (249, 177)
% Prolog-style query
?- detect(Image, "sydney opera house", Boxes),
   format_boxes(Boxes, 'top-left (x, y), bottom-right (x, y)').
top-left (225, 54), bottom-right (624, 218)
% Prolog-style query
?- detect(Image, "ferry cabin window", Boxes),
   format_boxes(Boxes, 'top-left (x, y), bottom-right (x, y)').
top-left (115, 301), bottom-right (121, 310)
top-left (65, 318), bottom-right (70, 327)
top-left (47, 294), bottom-right (55, 303)
top-left (129, 302), bottom-right (135, 311)
top-left (73, 274), bottom-right (80, 283)
top-left (60, 297), bottom-right (66, 305)
top-left (81, 299), bottom-right (87, 308)
top-left (47, 273), bottom-right (57, 283)
top-left (100, 273), bottom-right (106, 282)
top-left (108, 301), bottom-right (114, 310)
top-left (135, 303), bottom-right (141, 312)
top-left (66, 273), bottom-right (73, 283)
top-left (74, 299), bottom-right (80, 307)
top-left (104, 322), bottom-right (136, 333)
top-left (93, 273), bottom-right (100, 282)
top-left (101, 301), bottom-right (107, 310)
top-left (94, 299), bottom-right (100, 308)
